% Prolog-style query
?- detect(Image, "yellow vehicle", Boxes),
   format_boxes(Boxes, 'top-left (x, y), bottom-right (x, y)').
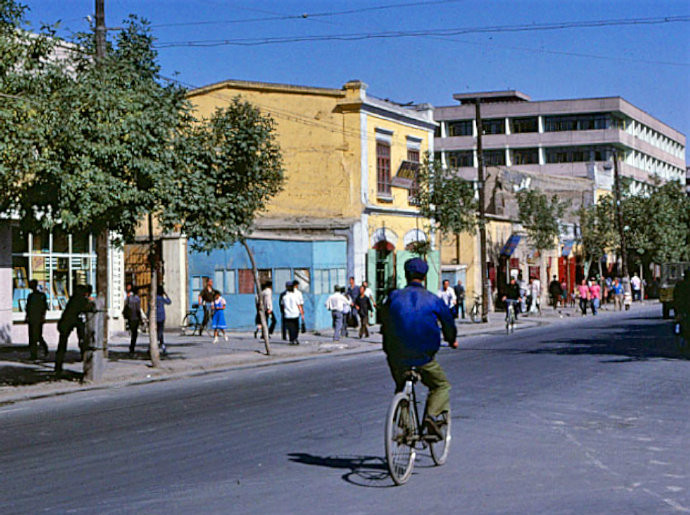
top-left (660, 262), bottom-right (690, 318)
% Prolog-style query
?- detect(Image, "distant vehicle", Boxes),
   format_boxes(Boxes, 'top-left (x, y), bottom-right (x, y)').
top-left (660, 262), bottom-right (690, 318)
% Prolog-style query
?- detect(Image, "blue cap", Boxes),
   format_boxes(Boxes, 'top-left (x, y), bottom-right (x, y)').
top-left (285, 281), bottom-right (293, 288)
top-left (404, 257), bottom-right (428, 276)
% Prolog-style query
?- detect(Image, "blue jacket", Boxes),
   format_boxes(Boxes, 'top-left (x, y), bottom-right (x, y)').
top-left (382, 282), bottom-right (457, 367)
top-left (152, 295), bottom-right (171, 322)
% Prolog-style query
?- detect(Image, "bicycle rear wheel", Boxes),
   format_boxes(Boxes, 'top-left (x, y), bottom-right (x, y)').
top-left (181, 313), bottom-right (199, 336)
top-left (385, 392), bottom-right (417, 485)
top-left (430, 410), bottom-right (452, 466)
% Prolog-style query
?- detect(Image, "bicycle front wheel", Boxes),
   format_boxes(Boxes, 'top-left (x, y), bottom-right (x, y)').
top-left (385, 392), bottom-right (417, 485)
top-left (430, 410), bottom-right (452, 466)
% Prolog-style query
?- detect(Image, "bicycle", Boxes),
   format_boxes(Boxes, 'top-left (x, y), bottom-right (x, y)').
top-left (469, 295), bottom-right (482, 323)
top-left (384, 369), bottom-right (451, 486)
top-left (180, 304), bottom-right (201, 336)
top-left (505, 299), bottom-right (518, 334)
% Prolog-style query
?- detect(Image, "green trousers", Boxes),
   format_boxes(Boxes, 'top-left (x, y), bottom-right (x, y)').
top-left (388, 358), bottom-right (451, 417)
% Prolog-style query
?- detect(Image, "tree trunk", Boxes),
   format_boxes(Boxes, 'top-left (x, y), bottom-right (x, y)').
top-left (241, 239), bottom-right (271, 356)
top-left (583, 258), bottom-right (592, 281)
top-left (148, 214), bottom-right (160, 367)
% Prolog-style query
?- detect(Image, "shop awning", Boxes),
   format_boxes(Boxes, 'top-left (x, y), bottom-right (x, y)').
top-left (562, 240), bottom-right (574, 257)
top-left (500, 234), bottom-right (521, 256)
top-left (391, 160), bottom-right (420, 189)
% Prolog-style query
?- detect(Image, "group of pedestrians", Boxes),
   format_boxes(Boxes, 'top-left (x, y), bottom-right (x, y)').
top-left (325, 277), bottom-right (376, 341)
top-left (24, 279), bottom-right (95, 375)
top-left (122, 283), bottom-right (172, 354)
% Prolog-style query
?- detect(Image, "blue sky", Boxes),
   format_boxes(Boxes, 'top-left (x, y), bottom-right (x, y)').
top-left (24, 1), bottom-right (690, 159)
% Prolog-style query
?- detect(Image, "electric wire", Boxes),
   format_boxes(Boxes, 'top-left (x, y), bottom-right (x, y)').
top-left (154, 15), bottom-right (690, 48)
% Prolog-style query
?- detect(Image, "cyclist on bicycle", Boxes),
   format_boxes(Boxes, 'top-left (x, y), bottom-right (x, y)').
top-left (502, 277), bottom-right (521, 320)
top-left (381, 258), bottom-right (458, 440)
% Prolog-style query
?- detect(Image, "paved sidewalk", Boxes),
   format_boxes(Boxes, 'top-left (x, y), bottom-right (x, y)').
top-left (0, 300), bottom-right (650, 405)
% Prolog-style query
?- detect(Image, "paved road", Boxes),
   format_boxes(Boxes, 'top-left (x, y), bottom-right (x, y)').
top-left (1, 305), bottom-right (688, 514)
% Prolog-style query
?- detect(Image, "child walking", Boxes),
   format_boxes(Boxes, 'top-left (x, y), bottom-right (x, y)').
top-left (211, 291), bottom-right (228, 344)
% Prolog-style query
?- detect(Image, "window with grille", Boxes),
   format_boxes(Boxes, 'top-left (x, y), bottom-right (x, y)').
top-left (376, 142), bottom-right (391, 196)
top-left (407, 148), bottom-right (420, 204)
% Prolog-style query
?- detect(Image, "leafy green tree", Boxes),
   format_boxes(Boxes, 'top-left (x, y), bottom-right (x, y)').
top-left (516, 189), bottom-right (569, 283)
top-left (577, 195), bottom-right (618, 279)
top-left (1, 5), bottom-right (193, 366)
top-left (415, 155), bottom-right (478, 246)
top-left (623, 182), bottom-right (690, 274)
top-left (163, 98), bottom-right (285, 355)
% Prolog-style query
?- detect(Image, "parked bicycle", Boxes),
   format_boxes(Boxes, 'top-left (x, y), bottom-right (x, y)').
top-left (384, 369), bottom-right (451, 486)
top-left (180, 304), bottom-right (202, 336)
top-left (505, 299), bottom-right (518, 334)
top-left (469, 295), bottom-right (482, 323)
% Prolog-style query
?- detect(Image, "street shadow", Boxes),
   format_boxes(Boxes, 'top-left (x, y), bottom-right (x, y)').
top-left (287, 453), bottom-right (393, 488)
top-left (524, 320), bottom-right (687, 362)
top-left (0, 363), bottom-right (81, 386)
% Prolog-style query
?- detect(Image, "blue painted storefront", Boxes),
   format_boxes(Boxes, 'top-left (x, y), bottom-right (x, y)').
top-left (188, 239), bottom-right (347, 331)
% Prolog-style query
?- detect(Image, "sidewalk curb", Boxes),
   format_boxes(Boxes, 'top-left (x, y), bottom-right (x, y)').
top-left (0, 313), bottom-right (556, 407)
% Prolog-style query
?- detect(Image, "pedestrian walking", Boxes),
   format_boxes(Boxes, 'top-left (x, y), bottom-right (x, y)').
top-left (292, 280), bottom-right (306, 333)
top-left (354, 285), bottom-right (373, 338)
top-left (518, 273), bottom-right (528, 314)
top-left (613, 278), bottom-right (624, 311)
top-left (123, 286), bottom-right (143, 356)
top-left (197, 279), bottom-right (215, 336)
top-left (548, 275), bottom-right (562, 309)
top-left (529, 277), bottom-right (541, 314)
top-left (279, 282), bottom-right (289, 340)
top-left (152, 285), bottom-right (172, 354)
top-left (631, 273), bottom-right (642, 301)
top-left (211, 291), bottom-right (227, 344)
top-left (254, 281), bottom-right (276, 339)
top-left (55, 284), bottom-right (93, 375)
top-left (589, 279), bottom-right (601, 316)
top-left (347, 276), bottom-right (360, 328)
top-left (453, 279), bottom-right (466, 319)
top-left (577, 279), bottom-right (591, 316)
top-left (437, 280), bottom-right (457, 315)
top-left (281, 282), bottom-right (303, 345)
top-left (325, 285), bottom-right (348, 341)
top-left (25, 279), bottom-right (49, 360)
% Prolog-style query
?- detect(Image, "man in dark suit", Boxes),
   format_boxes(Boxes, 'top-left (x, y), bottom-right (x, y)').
top-left (55, 284), bottom-right (94, 375)
top-left (26, 280), bottom-right (49, 360)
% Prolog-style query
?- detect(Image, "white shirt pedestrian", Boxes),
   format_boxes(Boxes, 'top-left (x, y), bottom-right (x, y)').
top-left (282, 290), bottom-right (302, 318)
top-left (438, 287), bottom-right (457, 309)
top-left (325, 292), bottom-right (349, 312)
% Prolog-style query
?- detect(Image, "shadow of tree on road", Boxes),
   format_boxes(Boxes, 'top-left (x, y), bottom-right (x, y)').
top-left (288, 453), bottom-right (393, 488)
top-left (524, 319), bottom-right (688, 362)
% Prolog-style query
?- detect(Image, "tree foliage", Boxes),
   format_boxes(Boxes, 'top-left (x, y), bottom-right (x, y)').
top-left (0, 7), bottom-right (191, 244)
top-left (164, 97), bottom-right (285, 251)
top-left (622, 182), bottom-right (690, 264)
top-left (415, 155), bottom-right (477, 236)
top-left (577, 194), bottom-right (618, 266)
top-left (516, 189), bottom-right (569, 252)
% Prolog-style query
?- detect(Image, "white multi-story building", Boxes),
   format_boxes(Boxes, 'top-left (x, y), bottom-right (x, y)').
top-left (434, 91), bottom-right (686, 191)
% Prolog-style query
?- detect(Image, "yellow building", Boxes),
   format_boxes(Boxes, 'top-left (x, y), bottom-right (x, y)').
top-left (183, 79), bottom-right (438, 329)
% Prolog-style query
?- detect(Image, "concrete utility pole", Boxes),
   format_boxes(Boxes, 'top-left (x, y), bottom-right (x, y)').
top-left (612, 150), bottom-right (632, 307)
top-left (88, 0), bottom-right (108, 379)
top-left (475, 101), bottom-right (489, 322)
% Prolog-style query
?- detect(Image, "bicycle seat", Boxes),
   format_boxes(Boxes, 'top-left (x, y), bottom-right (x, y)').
top-left (403, 370), bottom-right (421, 383)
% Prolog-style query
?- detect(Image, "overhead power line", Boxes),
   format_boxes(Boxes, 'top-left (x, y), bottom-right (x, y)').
top-left (151, 0), bottom-right (465, 28)
top-left (155, 15), bottom-right (690, 48)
